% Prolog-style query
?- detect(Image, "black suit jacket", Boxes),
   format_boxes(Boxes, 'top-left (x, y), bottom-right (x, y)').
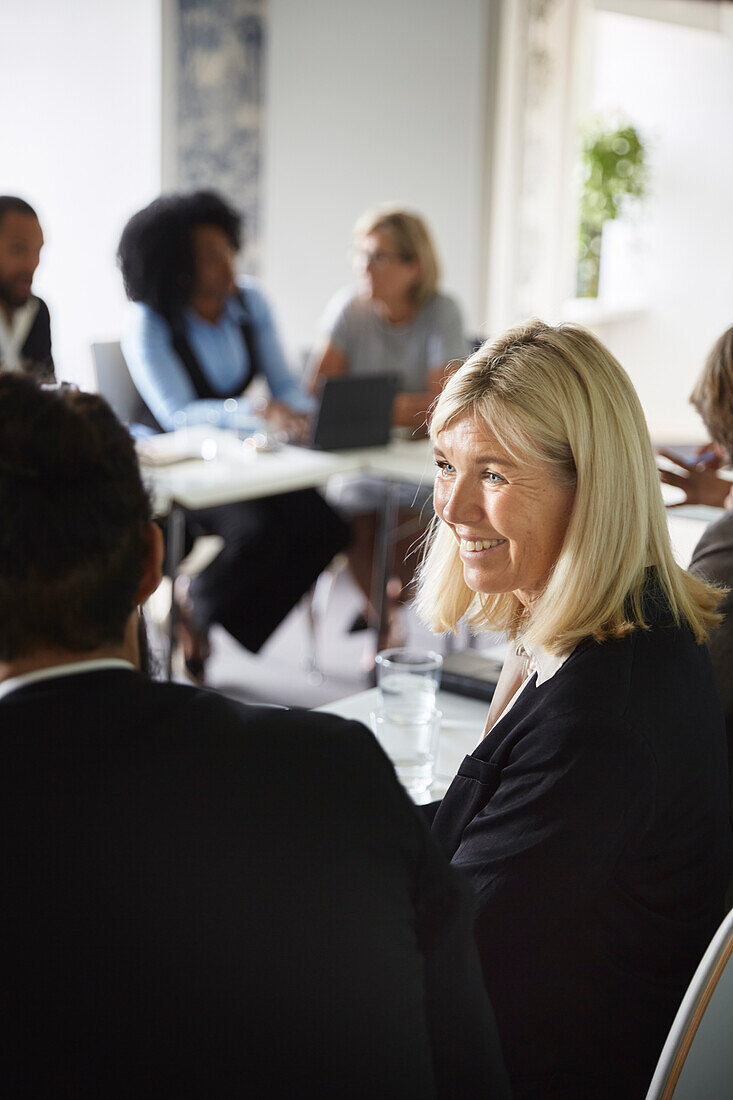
top-left (432, 608), bottom-right (731, 1099)
top-left (0, 670), bottom-right (509, 1099)
top-left (689, 511), bottom-right (733, 846)
top-left (1, 294), bottom-right (54, 379)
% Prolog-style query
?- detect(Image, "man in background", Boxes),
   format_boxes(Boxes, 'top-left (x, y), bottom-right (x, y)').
top-left (660, 324), bottom-right (733, 910)
top-left (687, 326), bottom-right (733, 910)
top-left (0, 373), bottom-right (509, 1098)
top-left (0, 195), bottom-right (53, 379)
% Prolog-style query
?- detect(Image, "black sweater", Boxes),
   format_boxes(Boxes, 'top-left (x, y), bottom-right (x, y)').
top-left (433, 604), bottom-right (731, 1099)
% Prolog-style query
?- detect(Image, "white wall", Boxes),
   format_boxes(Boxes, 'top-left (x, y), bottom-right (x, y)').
top-left (262, 0), bottom-right (493, 357)
top-left (0, 0), bottom-right (162, 388)
top-left (584, 8), bottom-right (733, 441)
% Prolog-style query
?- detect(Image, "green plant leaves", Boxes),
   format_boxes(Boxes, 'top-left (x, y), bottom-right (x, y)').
top-left (576, 116), bottom-right (648, 297)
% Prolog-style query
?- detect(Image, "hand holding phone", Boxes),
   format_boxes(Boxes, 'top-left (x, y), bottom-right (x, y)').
top-left (656, 443), bottom-right (729, 508)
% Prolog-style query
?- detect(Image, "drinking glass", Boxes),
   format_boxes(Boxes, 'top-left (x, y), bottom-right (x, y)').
top-left (372, 648), bottom-right (443, 796)
top-left (375, 647), bottom-right (443, 721)
top-left (369, 706), bottom-right (442, 796)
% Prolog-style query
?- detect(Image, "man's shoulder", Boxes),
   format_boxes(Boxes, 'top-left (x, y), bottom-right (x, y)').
top-left (2, 671), bottom-right (379, 773)
top-left (691, 509), bottom-right (733, 580)
top-left (30, 294), bottom-right (50, 320)
top-left (2, 669), bottom-right (364, 731)
top-left (139, 677), bottom-right (376, 754)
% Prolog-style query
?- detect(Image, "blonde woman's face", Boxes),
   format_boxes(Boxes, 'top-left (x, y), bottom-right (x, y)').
top-left (354, 230), bottom-right (420, 306)
top-left (433, 413), bottom-right (575, 609)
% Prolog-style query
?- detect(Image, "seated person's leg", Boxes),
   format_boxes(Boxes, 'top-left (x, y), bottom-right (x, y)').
top-left (187, 490), bottom-right (350, 655)
top-left (346, 508), bottom-right (429, 643)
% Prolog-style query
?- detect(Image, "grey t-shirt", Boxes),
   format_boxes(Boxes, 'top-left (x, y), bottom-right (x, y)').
top-left (320, 286), bottom-right (468, 391)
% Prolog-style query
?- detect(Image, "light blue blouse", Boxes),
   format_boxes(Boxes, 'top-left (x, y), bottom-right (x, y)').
top-left (122, 276), bottom-right (314, 432)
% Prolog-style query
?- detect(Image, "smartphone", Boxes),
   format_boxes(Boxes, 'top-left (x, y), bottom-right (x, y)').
top-left (662, 446), bottom-right (716, 467)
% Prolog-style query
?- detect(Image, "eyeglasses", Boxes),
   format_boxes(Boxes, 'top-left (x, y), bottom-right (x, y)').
top-left (351, 248), bottom-right (412, 271)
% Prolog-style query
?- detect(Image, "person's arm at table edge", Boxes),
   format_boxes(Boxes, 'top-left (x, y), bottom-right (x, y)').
top-left (392, 362), bottom-right (460, 432)
top-left (305, 339), bottom-right (349, 396)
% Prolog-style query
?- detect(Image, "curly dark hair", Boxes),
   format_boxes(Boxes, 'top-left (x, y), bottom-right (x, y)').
top-left (0, 373), bottom-right (152, 659)
top-left (117, 190), bottom-right (243, 321)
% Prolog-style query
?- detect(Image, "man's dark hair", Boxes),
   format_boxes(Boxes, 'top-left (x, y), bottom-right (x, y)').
top-left (0, 373), bottom-right (152, 660)
top-left (0, 195), bottom-right (38, 229)
top-left (117, 190), bottom-right (242, 321)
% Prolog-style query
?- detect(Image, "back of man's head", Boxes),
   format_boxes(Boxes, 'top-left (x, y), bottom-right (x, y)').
top-left (0, 373), bottom-right (151, 659)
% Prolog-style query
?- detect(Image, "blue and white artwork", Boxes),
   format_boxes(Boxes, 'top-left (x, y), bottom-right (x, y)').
top-left (175, 0), bottom-right (265, 272)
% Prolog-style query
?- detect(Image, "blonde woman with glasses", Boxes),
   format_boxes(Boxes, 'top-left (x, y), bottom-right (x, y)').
top-left (309, 206), bottom-right (469, 645)
top-left (418, 319), bottom-right (731, 1099)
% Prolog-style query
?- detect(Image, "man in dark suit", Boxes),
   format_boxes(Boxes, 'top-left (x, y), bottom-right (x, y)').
top-left (0, 195), bottom-right (54, 379)
top-left (0, 373), bottom-right (509, 1098)
top-left (684, 324), bottom-right (733, 911)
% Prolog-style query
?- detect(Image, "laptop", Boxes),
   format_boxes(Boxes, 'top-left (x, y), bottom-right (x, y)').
top-left (440, 650), bottom-right (504, 702)
top-left (309, 373), bottom-right (399, 450)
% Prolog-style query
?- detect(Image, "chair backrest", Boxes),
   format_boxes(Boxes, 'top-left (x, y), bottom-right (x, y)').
top-left (91, 342), bottom-right (160, 432)
top-left (645, 906), bottom-right (733, 1099)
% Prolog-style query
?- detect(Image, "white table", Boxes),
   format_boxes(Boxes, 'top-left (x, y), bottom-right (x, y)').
top-left (137, 426), bottom-right (375, 512)
top-left (317, 687), bottom-right (489, 802)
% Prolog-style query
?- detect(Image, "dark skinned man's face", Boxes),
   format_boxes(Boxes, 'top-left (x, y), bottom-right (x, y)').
top-left (0, 211), bottom-right (44, 309)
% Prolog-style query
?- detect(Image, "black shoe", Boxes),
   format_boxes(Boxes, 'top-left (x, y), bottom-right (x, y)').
top-left (184, 655), bottom-right (207, 684)
top-left (348, 611), bottom-right (370, 634)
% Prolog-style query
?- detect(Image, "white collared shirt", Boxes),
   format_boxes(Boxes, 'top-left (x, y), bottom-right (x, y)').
top-left (0, 658), bottom-right (135, 702)
top-left (490, 643), bottom-right (572, 730)
top-left (0, 298), bottom-right (40, 371)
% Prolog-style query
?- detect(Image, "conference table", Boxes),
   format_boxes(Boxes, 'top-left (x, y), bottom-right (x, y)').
top-left (316, 686), bottom-right (490, 803)
top-left (137, 425), bottom-right (723, 677)
top-left (137, 427), bottom-right (437, 674)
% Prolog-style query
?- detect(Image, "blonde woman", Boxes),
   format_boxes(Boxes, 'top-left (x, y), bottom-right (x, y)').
top-left (310, 206), bottom-right (469, 641)
top-left (418, 319), bottom-right (731, 1100)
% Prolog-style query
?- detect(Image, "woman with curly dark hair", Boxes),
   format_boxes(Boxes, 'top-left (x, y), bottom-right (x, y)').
top-left (119, 191), bottom-right (349, 679)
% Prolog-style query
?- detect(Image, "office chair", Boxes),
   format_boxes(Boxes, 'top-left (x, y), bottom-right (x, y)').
top-left (90, 341), bottom-right (160, 434)
top-left (645, 905), bottom-right (733, 1098)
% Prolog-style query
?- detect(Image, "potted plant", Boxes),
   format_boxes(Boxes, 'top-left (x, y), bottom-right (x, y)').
top-left (577, 116), bottom-right (648, 298)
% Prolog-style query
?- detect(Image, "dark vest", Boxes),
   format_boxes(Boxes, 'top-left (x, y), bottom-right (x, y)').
top-left (0, 296), bottom-right (55, 381)
top-left (169, 288), bottom-right (261, 401)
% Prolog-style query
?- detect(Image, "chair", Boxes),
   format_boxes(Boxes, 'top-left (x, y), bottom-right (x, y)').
top-left (645, 906), bottom-right (733, 1098)
top-left (90, 341), bottom-right (160, 433)
top-left (91, 341), bottom-right (219, 675)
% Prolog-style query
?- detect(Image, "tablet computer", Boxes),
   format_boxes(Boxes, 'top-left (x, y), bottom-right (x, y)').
top-left (311, 373), bottom-right (398, 450)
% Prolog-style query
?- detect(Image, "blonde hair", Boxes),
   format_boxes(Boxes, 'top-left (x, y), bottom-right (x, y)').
top-left (690, 326), bottom-right (733, 463)
top-left (417, 318), bottom-right (721, 653)
top-left (353, 205), bottom-right (440, 306)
